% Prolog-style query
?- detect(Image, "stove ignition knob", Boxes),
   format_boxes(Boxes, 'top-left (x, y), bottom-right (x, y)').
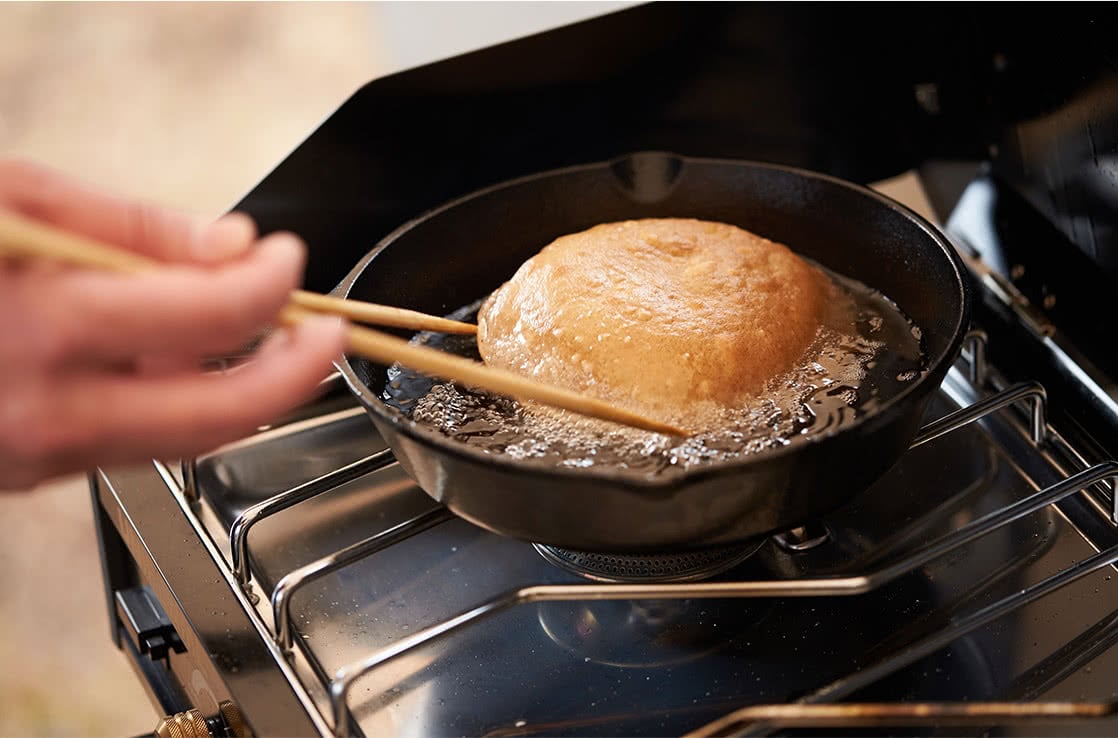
top-left (153, 702), bottom-right (248, 738)
top-left (218, 701), bottom-right (249, 738)
top-left (155, 709), bottom-right (210, 738)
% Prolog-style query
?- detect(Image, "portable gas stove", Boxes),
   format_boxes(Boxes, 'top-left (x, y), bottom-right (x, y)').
top-left (92, 5), bottom-right (1118, 737)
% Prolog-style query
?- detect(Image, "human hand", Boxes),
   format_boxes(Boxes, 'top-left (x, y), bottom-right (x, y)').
top-left (0, 160), bottom-right (347, 489)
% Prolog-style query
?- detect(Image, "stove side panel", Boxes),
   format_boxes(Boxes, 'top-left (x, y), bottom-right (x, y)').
top-left (93, 465), bottom-right (326, 737)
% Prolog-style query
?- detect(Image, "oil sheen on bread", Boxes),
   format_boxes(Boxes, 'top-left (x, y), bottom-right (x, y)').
top-left (477, 218), bottom-right (847, 428)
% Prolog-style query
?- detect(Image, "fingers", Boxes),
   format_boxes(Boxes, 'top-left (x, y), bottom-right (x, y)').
top-left (23, 233), bottom-right (306, 367)
top-left (1, 315), bottom-right (347, 486)
top-left (0, 158), bottom-right (346, 491)
top-left (0, 159), bottom-right (256, 264)
top-left (204, 212), bottom-right (257, 262)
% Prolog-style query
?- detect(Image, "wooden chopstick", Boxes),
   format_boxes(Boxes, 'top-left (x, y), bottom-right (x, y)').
top-left (0, 209), bottom-right (475, 333)
top-left (0, 208), bottom-right (153, 273)
top-left (0, 209), bottom-right (690, 436)
top-left (290, 290), bottom-right (475, 335)
top-left (279, 305), bottom-right (688, 436)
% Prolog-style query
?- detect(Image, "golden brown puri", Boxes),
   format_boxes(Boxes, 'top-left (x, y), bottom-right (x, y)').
top-left (477, 218), bottom-right (831, 426)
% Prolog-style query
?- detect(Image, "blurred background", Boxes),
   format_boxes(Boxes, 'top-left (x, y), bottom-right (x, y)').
top-left (0, 3), bottom-right (631, 735)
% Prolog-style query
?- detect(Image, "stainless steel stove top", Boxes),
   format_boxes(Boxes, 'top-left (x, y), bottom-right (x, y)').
top-left (93, 327), bottom-right (1118, 736)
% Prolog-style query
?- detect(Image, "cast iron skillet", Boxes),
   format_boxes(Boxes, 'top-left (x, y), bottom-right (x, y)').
top-left (335, 153), bottom-right (970, 552)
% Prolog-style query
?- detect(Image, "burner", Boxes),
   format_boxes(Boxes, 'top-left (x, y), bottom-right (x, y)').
top-left (532, 540), bottom-right (766, 583)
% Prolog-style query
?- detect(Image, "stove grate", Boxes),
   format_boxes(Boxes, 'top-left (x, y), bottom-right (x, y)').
top-left (170, 329), bottom-right (1118, 738)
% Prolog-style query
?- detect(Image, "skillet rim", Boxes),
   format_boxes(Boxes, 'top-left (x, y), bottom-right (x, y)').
top-left (334, 153), bottom-right (972, 489)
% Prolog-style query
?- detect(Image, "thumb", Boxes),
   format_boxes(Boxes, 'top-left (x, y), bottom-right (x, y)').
top-left (192, 212), bottom-right (257, 264)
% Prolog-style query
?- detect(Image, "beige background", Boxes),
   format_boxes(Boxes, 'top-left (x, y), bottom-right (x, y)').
top-left (1, 3), bottom-right (381, 735)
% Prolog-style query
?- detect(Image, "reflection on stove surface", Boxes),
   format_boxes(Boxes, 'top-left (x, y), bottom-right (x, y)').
top-left (536, 595), bottom-right (774, 669)
top-left (194, 384), bottom-right (1116, 737)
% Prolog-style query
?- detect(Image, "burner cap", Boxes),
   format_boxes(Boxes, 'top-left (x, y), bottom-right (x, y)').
top-left (532, 539), bottom-right (765, 583)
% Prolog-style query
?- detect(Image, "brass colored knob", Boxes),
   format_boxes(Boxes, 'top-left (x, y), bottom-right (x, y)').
top-left (155, 709), bottom-right (210, 738)
top-left (219, 701), bottom-right (250, 738)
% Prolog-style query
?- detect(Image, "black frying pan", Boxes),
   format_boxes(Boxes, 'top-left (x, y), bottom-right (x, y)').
top-left (335, 153), bottom-right (970, 552)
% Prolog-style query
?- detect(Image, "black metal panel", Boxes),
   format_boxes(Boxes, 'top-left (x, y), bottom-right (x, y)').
top-left (115, 586), bottom-right (185, 662)
top-left (949, 174), bottom-right (1118, 378)
top-left (235, 2), bottom-right (947, 294)
top-left (981, 5), bottom-right (1118, 275)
